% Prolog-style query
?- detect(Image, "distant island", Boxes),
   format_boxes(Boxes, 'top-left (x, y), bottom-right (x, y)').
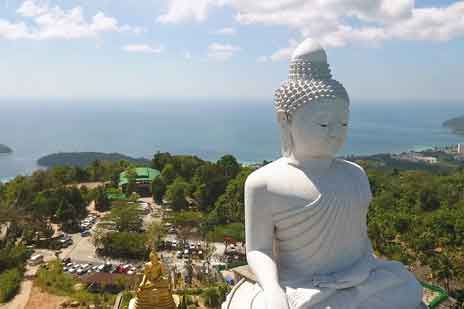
top-left (443, 115), bottom-right (464, 134)
top-left (37, 152), bottom-right (151, 168)
top-left (0, 144), bottom-right (13, 154)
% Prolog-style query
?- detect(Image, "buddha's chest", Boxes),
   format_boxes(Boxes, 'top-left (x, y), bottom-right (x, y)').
top-left (268, 169), bottom-right (365, 216)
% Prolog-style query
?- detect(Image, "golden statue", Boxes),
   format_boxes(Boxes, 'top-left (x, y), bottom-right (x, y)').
top-left (130, 250), bottom-right (176, 309)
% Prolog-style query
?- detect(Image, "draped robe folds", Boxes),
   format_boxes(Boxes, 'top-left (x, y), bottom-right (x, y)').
top-left (222, 160), bottom-right (424, 309)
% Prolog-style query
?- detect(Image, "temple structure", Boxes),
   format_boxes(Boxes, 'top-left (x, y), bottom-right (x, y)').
top-left (222, 39), bottom-right (425, 309)
top-left (129, 250), bottom-right (176, 309)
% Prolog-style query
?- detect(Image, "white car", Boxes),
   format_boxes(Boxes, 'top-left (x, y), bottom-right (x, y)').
top-left (77, 266), bottom-right (90, 275)
top-left (68, 267), bottom-right (77, 273)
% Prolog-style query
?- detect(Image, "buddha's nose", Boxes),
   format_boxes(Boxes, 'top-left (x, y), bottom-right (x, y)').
top-left (328, 124), bottom-right (339, 138)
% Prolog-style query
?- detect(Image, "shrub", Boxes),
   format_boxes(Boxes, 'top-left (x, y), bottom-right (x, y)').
top-left (36, 261), bottom-right (77, 295)
top-left (0, 243), bottom-right (30, 273)
top-left (100, 232), bottom-right (148, 259)
top-left (0, 268), bottom-right (22, 303)
top-left (206, 223), bottom-right (244, 242)
top-left (36, 261), bottom-right (115, 306)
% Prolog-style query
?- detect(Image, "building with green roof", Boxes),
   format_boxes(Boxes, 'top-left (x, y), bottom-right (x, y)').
top-left (119, 167), bottom-right (160, 196)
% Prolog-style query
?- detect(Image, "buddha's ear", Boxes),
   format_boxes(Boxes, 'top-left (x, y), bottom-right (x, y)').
top-left (276, 110), bottom-right (290, 127)
top-left (277, 110), bottom-right (294, 157)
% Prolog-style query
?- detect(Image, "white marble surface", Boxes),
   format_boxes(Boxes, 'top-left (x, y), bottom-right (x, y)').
top-left (223, 39), bottom-right (423, 309)
top-left (128, 298), bottom-right (136, 309)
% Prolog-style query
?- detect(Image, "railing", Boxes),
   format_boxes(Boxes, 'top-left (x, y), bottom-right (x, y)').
top-left (421, 282), bottom-right (449, 309)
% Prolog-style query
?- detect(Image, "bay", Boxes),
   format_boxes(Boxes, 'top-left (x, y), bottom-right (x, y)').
top-left (0, 100), bottom-right (462, 182)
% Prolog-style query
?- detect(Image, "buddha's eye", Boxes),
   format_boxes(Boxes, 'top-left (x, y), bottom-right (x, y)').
top-left (341, 123), bottom-right (348, 127)
top-left (319, 124), bottom-right (328, 128)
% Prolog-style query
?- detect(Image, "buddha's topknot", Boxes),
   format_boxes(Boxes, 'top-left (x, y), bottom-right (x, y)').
top-left (274, 39), bottom-right (349, 117)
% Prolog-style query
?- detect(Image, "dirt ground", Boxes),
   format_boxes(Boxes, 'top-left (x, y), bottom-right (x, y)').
top-left (24, 285), bottom-right (68, 309)
top-left (72, 182), bottom-right (107, 190)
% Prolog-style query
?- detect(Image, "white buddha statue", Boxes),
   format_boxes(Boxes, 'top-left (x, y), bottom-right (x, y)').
top-left (222, 39), bottom-right (424, 309)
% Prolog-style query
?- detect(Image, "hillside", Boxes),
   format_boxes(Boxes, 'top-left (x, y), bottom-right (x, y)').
top-left (37, 152), bottom-right (151, 168)
top-left (443, 116), bottom-right (464, 134)
top-left (0, 144), bottom-right (13, 154)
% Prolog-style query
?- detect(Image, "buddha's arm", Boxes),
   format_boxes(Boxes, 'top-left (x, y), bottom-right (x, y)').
top-left (140, 274), bottom-right (147, 287)
top-left (245, 174), bottom-right (289, 308)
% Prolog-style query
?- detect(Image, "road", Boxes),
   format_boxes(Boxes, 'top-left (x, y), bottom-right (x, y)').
top-left (61, 233), bottom-right (101, 264)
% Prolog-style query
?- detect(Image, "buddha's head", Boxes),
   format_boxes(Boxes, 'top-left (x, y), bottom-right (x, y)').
top-left (274, 39), bottom-right (350, 160)
top-left (149, 250), bottom-right (159, 265)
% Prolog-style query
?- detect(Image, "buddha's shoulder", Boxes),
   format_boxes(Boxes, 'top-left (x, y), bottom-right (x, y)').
top-left (333, 159), bottom-right (368, 178)
top-left (334, 159), bottom-right (371, 193)
top-left (245, 158), bottom-right (289, 190)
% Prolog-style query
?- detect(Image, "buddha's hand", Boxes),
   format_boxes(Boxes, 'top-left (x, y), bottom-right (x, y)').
top-left (264, 287), bottom-right (290, 309)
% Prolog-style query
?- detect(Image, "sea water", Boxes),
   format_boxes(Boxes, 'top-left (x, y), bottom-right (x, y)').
top-left (0, 100), bottom-right (462, 182)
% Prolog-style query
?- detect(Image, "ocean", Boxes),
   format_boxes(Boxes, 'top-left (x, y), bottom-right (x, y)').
top-left (0, 100), bottom-right (463, 182)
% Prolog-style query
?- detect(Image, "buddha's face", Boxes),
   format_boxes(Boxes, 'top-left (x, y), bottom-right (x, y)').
top-left (280, 98), bottom-right (349, 159)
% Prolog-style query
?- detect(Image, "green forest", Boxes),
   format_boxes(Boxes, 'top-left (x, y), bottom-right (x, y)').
top-left (1, 152), bottom-right (464, 304)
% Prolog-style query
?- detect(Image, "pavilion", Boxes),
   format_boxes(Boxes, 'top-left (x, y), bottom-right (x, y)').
top-left (119, 167), bottom-right (160, 196)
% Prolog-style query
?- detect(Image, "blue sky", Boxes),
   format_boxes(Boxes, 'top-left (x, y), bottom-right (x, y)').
top-left (0, 0), bottom-right (463, 103)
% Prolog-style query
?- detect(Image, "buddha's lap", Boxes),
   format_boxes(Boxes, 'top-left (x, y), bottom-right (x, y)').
top-left (225, 261), bottom-right (422, 309)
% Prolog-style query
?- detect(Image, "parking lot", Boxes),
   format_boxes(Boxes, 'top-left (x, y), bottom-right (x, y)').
top-left (30, 197), bottom-right (240, 284)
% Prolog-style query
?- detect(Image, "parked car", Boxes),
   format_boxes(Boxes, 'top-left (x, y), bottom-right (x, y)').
top-left (62, 257), bottom-right (72, 264)
top-left (28, 254), bottom-right (44, 266)
top-left (68, 267), bottom-right (77, 274)
top-left (102, 263), bottom-right (113, 272)
top-left (78, 264), bottom-right (91, 274)
top-left (77, 266), bottom-right (89, 275)
top-left (80, 230), bottom-right (91, 237)
top-left (58, 238), bottom-right (73, 248)
top-left (116, 264), bottom-right (126, 273)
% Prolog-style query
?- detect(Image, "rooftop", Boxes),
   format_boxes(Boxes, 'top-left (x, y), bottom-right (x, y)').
top-left (119, 167), bottom-right (160, 186)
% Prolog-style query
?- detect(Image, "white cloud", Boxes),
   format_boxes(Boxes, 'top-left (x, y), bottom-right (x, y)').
top-left (388, 3), bottom-right (464, 41)
top-left (157, 0), bottom-right (464, 57)
top-left (16, 0), bottom-right (48, 17)
top-left (0, 0), bottom-right (142, 40)
top-left (213, 27), bottom-right (236, 35)
top-left (122, 44), bottom-right (164, 54)
top-left (157, 0), bottom-right (225, 23)
top-left (207, 43), bottom-right (241, 61)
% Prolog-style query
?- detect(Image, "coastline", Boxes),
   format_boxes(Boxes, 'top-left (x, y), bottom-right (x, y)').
top-left (1, 142), bottom-right (463, 184)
